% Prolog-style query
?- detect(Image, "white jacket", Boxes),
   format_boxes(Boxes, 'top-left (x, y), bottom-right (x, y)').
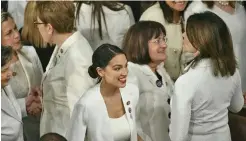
top-left (9, 45), bottom-right (43, 141)
top-left (128, 62), bottom-right (174, 141)
top-left (1, 85), bottom-right (24, 141)
top-left (170, 59), bottom-right (244, 141)
top-left (76, 3), bottom-right (135, 50)
top-left (40, 31), bottom-right (95, 137)
top-left (66, 82), bottom-right (139, 141)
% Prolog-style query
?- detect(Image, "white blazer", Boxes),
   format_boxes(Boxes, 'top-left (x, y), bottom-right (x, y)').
top-left (76, 3), bottom-right (135, 50)
top-left (170, 59), bottom-right (244, 141)
top-left (8, 45), bottom-right (43, 141)
top-left (1, 85), bottom-right (24, 141)
top-left (128, 62), bottom-right (174, 141)
top-left (66, 82), bottom-right (139, 141)
top-left (11, 46), bottom-right (43, 116)
top-left (40, 31), bottom-right (95, 137)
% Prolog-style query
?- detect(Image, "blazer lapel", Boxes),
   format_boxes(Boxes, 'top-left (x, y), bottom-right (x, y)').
top-left (120, 86), bottom-right (136, 141)
top-left (141, 65), bottom-right (159, 88)
top-left (1, 87), bottom-right (22, 122)
top-left (17, 50), bottom-right (32, 94)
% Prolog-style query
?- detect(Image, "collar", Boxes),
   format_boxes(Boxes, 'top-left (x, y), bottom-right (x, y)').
top-left (55, 31), bottom-right (82, 62)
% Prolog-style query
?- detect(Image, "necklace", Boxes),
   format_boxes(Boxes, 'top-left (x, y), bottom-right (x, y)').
top-left (218, 1), bottom-right (229, 6)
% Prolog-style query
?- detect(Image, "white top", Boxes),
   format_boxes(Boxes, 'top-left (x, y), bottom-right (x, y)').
top-left (1, 85), bottom-right (24, 141)
top-left (9, 60), bottom-right (29, 99)
top-left (184, 1), bottom-right (246, 92)
top-left (66, 83), bottom-right (139, 141)
top-left (110, 114), bottom-right (131, 141)
top-left (76, 3), bottom-right (135, 50)
top-left (170, 59), bottom-right (244, 141)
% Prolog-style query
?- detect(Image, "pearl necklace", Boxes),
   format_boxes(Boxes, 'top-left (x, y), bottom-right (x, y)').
top-left (218, 1), bottom-right (229, 6)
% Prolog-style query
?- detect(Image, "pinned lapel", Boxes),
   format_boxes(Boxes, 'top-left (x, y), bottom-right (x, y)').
top-left (120, 85), bottom-right (137, 141)
top-left (1, 87), bottom-right (22, 122)
top-left (141, 65), bottom-right (159, 88)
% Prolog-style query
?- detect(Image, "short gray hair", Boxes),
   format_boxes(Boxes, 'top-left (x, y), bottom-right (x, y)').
top-left (1, 11), bottom-right (13, 24)
top-left (1, 46), bottom-right (13, 68)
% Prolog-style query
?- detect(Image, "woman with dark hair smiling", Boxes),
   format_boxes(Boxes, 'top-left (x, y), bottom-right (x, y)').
top-left (66, 44), bottom-right (140, 141)
top-left (170, 11), bottom-right (244, 141)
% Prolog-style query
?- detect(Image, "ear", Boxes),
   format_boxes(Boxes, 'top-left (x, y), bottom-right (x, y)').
top-left (96, 67), bottom-right (105, 78)
top-left (46, 23), bottom-right (54, 35)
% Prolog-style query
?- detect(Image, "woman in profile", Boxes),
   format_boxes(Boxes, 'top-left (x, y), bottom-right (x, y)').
top-left (66, 44), bottom-right (140, 141)
top-left (170, 11), bottom-right (244, 141)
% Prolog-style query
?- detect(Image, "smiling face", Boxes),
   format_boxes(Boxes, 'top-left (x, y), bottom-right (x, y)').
top-left (148, 34), bottom-right (168, 64)
top-left (98, 54), bottom-right (128, 88)
top-left (165, 0), bottom-right (188, 12)
top-left (1, 17), bottom-right (21, 51)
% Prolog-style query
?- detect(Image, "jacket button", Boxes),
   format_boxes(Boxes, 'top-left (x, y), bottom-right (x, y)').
top-left (168, 112), bottom-right (171, 118)
top-left (60, 49), bottom-right (63, 53)
top-left (167, 98), bottom-right (170, 105)
top-left (127, 101), bottom-right (130, 105)
top-left (12, 72), bottom-right (17, 76)
top-left (174, 49), bottom-right (177, 53)
top-left (128, 107), bottom-right (132, 113)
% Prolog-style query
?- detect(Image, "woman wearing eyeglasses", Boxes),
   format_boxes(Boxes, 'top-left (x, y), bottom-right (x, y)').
top-left (140, 1), bottom-right (192, 82)
top-left (34, 1), bottom-right (95, 137)
top-left (122, 21), bottom-right (174, 141)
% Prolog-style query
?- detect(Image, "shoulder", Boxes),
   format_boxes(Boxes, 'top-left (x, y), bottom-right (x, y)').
top-left (21, 45), bottom-right (37, 55)
top-left (67, 32), bottom-right (93, 61)
top-left (76, 84), bottom-right (101, 107)
top-left (185, 1), bottom-right (208, 21)
top-left (140, 2), bottom-right (164, 21)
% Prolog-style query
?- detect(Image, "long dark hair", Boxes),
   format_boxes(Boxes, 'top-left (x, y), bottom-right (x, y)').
top-left (75, 1), bottom-right (125, 40)
top-left (186, 11), bottom-right (237, 77)
top-left (159, 1), bottom-right (191, 32)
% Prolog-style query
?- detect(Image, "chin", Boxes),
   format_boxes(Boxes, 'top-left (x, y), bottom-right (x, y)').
top-left (118, 83), bottom-right (126, 88)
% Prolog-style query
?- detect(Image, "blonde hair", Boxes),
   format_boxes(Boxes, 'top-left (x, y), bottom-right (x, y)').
top-left (21, 1), bottom-right (46, 48)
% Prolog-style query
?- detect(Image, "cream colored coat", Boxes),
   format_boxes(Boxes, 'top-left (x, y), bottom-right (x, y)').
top-left (40, 31), bottom-right (95, 137)
top-left (66, 82), bottom-right (139, 141)
top-left (128, 62), bottom-right (174, 141)
top-left (9, 45), bottom-right (43, 141)
top-left (140, 2), bottom-right (194, 81)
top-left (1, 85), bottom-right (25, 141)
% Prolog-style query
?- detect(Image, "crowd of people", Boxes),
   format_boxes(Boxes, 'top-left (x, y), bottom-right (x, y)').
top-left (1, 1), bottom-right (246, 141)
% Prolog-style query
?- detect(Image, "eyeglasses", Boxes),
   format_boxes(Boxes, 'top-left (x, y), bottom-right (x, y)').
top-left (34, 21), bottom-right (46, 25)
top-left (150, 36), bottom-right (168, 45)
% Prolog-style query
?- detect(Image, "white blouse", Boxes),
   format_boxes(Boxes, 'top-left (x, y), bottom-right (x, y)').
top-left (110, 114), bottom-right (131, 141)
top-left (9, 60), bottom-right (29, 99)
